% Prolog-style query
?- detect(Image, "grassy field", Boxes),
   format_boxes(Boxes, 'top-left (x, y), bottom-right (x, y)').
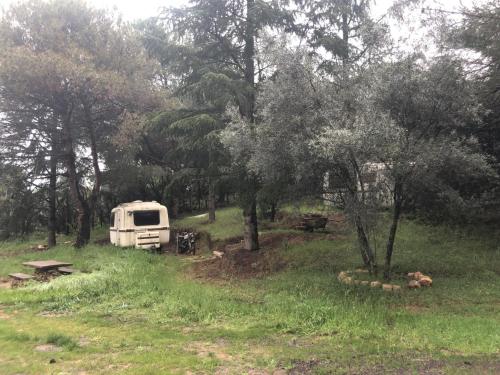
top-left (0, 207), bottom-right (499, 374)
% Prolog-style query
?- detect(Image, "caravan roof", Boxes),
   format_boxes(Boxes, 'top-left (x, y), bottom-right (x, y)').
top-left (114, 201), bottom-right (162, 211)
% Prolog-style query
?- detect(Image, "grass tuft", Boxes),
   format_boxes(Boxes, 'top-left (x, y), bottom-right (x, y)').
top-left (45, 333), bottom-right (78, 350)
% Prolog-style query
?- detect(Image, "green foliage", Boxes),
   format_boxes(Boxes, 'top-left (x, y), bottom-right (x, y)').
top-left (0, 164), bottom-right (43, 239)
top-left (295, 0), bottom-right (390, 70)
top-left (0, 0), bottom-right (165, 242)
top-left (438, 1), bottom-right (500, 170)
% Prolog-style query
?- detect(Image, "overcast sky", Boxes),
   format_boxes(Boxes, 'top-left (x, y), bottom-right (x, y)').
top-left (0, 0), bottom-right (486, 52)
top-left (0, 0), bottom-right (482, 21)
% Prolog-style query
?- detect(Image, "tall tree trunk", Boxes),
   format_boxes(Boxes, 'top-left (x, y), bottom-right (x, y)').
top-left (384, 181), bottom-right (403, 280)
top-left (80, 204), bottom-right (91, 245)
top-left (341, 162), bottom-right (376, 272)
top-left (64, 193), bottom-right (71, 235)
top-left (61, 107), bottom-right (90, 248)
top-left (340, 6), bottom-right (377, 272)
top-left (349, 155), bottom-right (376, 272)
top-left (243, 199), bottom-right (259, 250)
top-left (47, 149), bottom-right (57, 248)
top-left (197, 180), bottom-right (202, 210)
top-left (171, 197), bottom-right (179, 219)
top-left (341, 0), bottom-right (350, 66)
top-left (244, 0), bottom-right (256, 122)
top-left (269, 202), bottom-right (277, 222)
top-left (354, 212), bottom-right (376, 273)
top-left (208, 176), bottom-right (216, 223)
top-left (85, 105), bottom-right (101, 241)
top-left (241, 0), bottom-right (259, 250)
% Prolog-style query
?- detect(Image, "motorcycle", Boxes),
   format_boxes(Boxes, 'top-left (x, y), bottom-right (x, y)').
top-left (176, 231), bottom-right (196, 255)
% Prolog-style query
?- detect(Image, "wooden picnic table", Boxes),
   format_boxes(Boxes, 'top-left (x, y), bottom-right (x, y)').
top-left (22, 260), bottom-right (72, 272)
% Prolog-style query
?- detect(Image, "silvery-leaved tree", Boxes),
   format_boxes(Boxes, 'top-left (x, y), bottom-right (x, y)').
top-left (293, 0), bottom-right (391, 272)
top-left (227, 44), bottom-right (380, 272)
top-left (249, 42), bottom-right (494, 278)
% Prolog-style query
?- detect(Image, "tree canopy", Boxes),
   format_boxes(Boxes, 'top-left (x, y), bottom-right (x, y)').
top-left (0, 0), bottom-right (498, 279)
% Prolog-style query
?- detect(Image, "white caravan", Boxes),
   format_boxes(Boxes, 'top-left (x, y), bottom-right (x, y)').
top-left (110, 201), bottom-right (170, 249)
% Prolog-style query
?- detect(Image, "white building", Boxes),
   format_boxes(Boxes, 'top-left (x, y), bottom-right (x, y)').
top-left (323, 163), bottom-right (392, 207)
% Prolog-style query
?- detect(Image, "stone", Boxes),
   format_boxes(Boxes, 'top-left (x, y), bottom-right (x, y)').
top-left (382, 284), bottom-right (393, 291)
top-left (370, 281), bottom-right (382, 288)
top-left (381, 284), bottom-right (402, 292)
top-left (408, 280), bottom-right (421, 289)
top-left (353, 280), bottom-right (361, 285)
top-left (414, 271), bottom-right (423, 280)
top-left (360, 281), bottom-right (370, 286)
top-left (343, 276), bottom-right (353, 285)
top-left (355, 268), bottom-right (369, 274)
top-left (337, 271), bottom-right (349, 281)
top-left (419, 276), bottom-right (433, 286)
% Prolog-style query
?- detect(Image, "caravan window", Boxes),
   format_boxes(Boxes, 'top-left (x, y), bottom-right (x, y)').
top-left (133, 210), bottom-right (160, 226)
top-left (110, 212), bottom-right (115, 227)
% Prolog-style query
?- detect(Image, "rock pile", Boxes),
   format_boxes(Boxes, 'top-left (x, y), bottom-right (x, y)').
top-left (407, 272), bottom-right (433, 288)
top-left (337, 271), bottom-right (401, 292)
top-left (337, 269), bottom-right (433, 292)
top-left (382, 284), bottom-right (401, 292)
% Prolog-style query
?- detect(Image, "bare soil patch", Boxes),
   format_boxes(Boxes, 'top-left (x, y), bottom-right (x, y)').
top-left (214, 367), bottom-right (286, 375)
top-left (34, 344), bottom-right (62, 352)
top-left (367, 356), bottom-right (500, 375)
top-left (186, 340), bottom-right (233, 361)
top-left (288, 359), bottom-right (326, 374)
top-left (37, 311), bottom-right (68, 318)
top-left (78, 336), bottom-right (90, 347)
top-left (191, 226), bottom-right (347, 281)
top-left (191, 233), bottom-right (296, 280)
top-left (0, 278), bottom-right (12, 289)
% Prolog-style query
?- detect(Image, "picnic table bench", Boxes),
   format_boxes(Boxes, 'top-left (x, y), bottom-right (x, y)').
top-left (7, 260), bottom-right (76, 286)
top-left (8, 272), bottom-right (33, 281)
top-left (22, 260), bottom-right (72, 273)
